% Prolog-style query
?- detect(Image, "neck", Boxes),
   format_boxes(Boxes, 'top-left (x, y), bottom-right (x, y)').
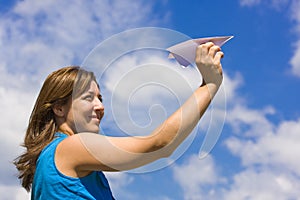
top-left (57, 123), bottom-right (75, 136)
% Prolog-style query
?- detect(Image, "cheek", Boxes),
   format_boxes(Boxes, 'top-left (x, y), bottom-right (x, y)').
top-left (72, 102), bottom-right (93, 118)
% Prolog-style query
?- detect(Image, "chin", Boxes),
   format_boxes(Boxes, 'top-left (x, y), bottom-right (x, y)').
top-left (89, 127), bottom-right (100, 133)
top-left (78, 126), bottom-right (99, 134)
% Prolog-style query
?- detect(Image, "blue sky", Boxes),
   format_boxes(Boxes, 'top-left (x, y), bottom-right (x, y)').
top-left (1, 0), bottom-right (300, 199)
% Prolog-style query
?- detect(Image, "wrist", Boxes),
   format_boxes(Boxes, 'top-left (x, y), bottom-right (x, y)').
top-left (200, 81), bottom-right (220, 99)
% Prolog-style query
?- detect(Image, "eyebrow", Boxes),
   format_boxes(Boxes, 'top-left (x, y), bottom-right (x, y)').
top-left (87, 90), bottom-right (98, 95)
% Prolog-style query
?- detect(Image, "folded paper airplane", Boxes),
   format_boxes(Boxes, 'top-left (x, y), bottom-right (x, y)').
top-left (167, 36), bottom-right (234, 67)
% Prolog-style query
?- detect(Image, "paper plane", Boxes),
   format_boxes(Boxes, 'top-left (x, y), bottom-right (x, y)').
top-left (167, 36), bottom-right (234, 67)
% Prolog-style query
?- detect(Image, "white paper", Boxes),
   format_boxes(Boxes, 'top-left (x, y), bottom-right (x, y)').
top-left (167, 36), bottom-right (234, 67)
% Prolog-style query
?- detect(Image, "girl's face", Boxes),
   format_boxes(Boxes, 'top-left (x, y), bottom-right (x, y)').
top-left (66, 81), bottom-right (104, 134)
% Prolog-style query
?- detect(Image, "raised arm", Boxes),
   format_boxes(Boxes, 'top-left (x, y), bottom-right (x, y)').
top-left (55, 42), bottom-right (224, 175)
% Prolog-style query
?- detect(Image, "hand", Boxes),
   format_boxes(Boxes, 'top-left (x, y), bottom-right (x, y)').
top-left (195, 42), bottom-right (224, 88)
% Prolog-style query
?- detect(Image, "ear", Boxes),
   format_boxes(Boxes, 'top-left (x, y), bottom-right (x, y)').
top-left (52, 103), bottom-right (67, 118)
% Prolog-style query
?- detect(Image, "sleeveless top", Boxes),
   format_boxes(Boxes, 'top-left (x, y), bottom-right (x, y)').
top-left (31, 132), bottom-right (115, 200)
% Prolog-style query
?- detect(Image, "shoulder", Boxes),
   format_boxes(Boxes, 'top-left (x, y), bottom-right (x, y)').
top-left (55, 134), bottom-right (87, 177)
top-left (55, 133), bottom-right (112, 177)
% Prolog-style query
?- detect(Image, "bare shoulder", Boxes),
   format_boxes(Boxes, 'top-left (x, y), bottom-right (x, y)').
top-left (55, 134), bottom-right (114, 177)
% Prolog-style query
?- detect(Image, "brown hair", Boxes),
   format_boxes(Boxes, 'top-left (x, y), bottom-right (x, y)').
top-left (14, 66), bottom-right (97, 191)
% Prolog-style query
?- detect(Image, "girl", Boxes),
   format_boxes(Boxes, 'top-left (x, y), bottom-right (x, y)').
top-left (14, 42), bottom-right (224, 199)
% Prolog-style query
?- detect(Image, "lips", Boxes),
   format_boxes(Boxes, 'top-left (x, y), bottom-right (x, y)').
top-left (90, 115), bottom-right (100, 120)
top-left (90, 112), bottom-right (103, 122)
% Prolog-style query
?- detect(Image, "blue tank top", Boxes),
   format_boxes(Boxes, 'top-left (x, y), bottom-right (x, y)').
top-left (31, 133), bottom-right (115, 200)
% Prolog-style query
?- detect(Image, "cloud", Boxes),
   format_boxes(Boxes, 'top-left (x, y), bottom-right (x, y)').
top-left (223, 169), bottom-right (300, 200)
top-left (173, 100), bottom-right (300, 199)
top-left (172, 154), bottom-right (225, 200)
top-left (0, 185), bottom-right (30, 200)
top-left (226, 105), bottom-right (275, 137)
top-left (172, 67), bottom-right (300, 199)
top-left (0, 0), bottom-right (168, 76)
top-left (99, 51), bottom-right (200, 136)
top-left (104, 172), bottom-right (136, 199)
top-left (222, 86), bottom-right (300, 198)
top-left (105, 171), bottom-right (174, 200)
top-left (0, 0), bottom-right (169, 199)
top-left (226, 117), bottom-right (300, 177)
top-left (290, 40), bottom-right (300, 76)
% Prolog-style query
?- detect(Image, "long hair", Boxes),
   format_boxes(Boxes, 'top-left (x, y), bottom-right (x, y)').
top-left (14, 66), bottom-right (97, 192)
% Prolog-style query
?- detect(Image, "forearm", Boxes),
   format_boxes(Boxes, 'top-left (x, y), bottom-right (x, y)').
top-left (149, 82), bottom-right (219, 156)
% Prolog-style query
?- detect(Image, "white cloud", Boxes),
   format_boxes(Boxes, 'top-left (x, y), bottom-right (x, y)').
top-left (105, 171), bottom-right (174, 200)
top-left (99, 52), bottom-right (200, 136)
top-left (172, 67), bottom-right (300, 199)
top-left (0, 0), bottom-right (167, 76)
top-left (290, 40), bottom-right (300, 76)
top-left (104, 171), bottom-right (136, 199)
top-left (0, 185), bottom-right (30, 200)
top-left (221, 73), bottom-right (300, 198)
top-left (0, 0), bottom-right (169, 199)
top-left (0, 85), bottom-right (36, 184)
top-left (223, 169), bottom-right (300, 200)
top-left (104, 171), bottom-right (134, 189)
top-left (226, 104), bottom-right (275, 137)
top-left (173, 99), bottom-right (300, 200)
top-left (226, 117), bottom-right (300, 176)
top-left (172, 154), bottom-right (225, 200)
top-left (222, 90), bottom-right (300, 198)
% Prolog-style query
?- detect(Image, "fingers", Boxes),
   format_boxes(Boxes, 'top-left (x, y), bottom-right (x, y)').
top-left (195, 42), bottom-right (224, 86)
top-left (196, 42), bottom-right (224, 67)
top-left (198, 42), bottom-right (222, 60)
top-left (199, 42), bottom-right (214, 57)
top-left (208, 44), bottom-right (221, 58)
top-left (214, 51), bottom-right (224, 66)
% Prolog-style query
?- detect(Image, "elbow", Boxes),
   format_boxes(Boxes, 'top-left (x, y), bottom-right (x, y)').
top-left (143, 138), bottom-right (175, 159)
top-left (154, 142), bottom-right (176, 158)
top-left (148, 120), bottom-right (180, 158)
top-left (160, 144), bottom-right (177, 158)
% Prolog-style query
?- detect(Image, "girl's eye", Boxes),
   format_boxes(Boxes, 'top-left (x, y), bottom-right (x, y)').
top-left (84, 95), bottom-right (93, 101)
top-left (98, 96), bottom-right (103, 102)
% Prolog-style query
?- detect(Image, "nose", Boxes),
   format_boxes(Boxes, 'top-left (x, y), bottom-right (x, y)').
top-left (94, 97), bottom-right (104, 111)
